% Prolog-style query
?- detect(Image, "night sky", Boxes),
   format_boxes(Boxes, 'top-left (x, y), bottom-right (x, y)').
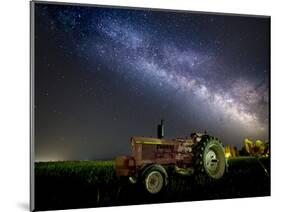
top-left (34, 3), bottom-right (270, 161)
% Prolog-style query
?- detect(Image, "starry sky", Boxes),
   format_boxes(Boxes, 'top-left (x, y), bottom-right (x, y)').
top-left (34, 3), bottom-right (270, 161)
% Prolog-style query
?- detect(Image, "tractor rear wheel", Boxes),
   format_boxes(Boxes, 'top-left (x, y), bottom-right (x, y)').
top-left (193, 136), bottom-right (226, 183)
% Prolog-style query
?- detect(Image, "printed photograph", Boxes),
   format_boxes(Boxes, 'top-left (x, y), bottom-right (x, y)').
top-left (32, 2), bottom-right (270, 211)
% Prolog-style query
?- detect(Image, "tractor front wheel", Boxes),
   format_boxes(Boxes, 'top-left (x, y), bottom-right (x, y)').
top-left (142, 165), bottom-right (168, 194)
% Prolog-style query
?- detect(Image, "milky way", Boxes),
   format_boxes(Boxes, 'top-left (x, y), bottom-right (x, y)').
top-left (34, 3), bottom-right (269, 161)
top-left (92, 13), bottom-right (269, 134)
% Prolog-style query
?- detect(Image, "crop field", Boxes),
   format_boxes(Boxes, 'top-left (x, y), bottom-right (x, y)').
top-left (35, 157), bottom-right (270, 211)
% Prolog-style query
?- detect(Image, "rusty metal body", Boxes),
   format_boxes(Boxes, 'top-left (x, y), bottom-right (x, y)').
top-left (115, 134), bottom-right (201, 178)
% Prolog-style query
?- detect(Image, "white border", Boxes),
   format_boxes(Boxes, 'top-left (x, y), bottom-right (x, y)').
top-left (1, 0), bottom-right (280, 212)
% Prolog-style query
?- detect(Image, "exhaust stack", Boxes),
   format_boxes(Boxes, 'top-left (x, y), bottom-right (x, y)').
top-left (157, 120), bottom-right (164, 139)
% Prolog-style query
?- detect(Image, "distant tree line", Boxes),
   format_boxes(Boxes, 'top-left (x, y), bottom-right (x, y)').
top-left (224, 138), bottom-right (269, 158)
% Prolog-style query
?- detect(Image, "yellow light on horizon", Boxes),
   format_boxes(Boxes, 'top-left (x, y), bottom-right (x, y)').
top-left (225, 152), bottom-right (231, 158)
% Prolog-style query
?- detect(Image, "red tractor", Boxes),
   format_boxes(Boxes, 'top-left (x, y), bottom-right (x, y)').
top-left (115, 120), bottom-right (227, 194)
